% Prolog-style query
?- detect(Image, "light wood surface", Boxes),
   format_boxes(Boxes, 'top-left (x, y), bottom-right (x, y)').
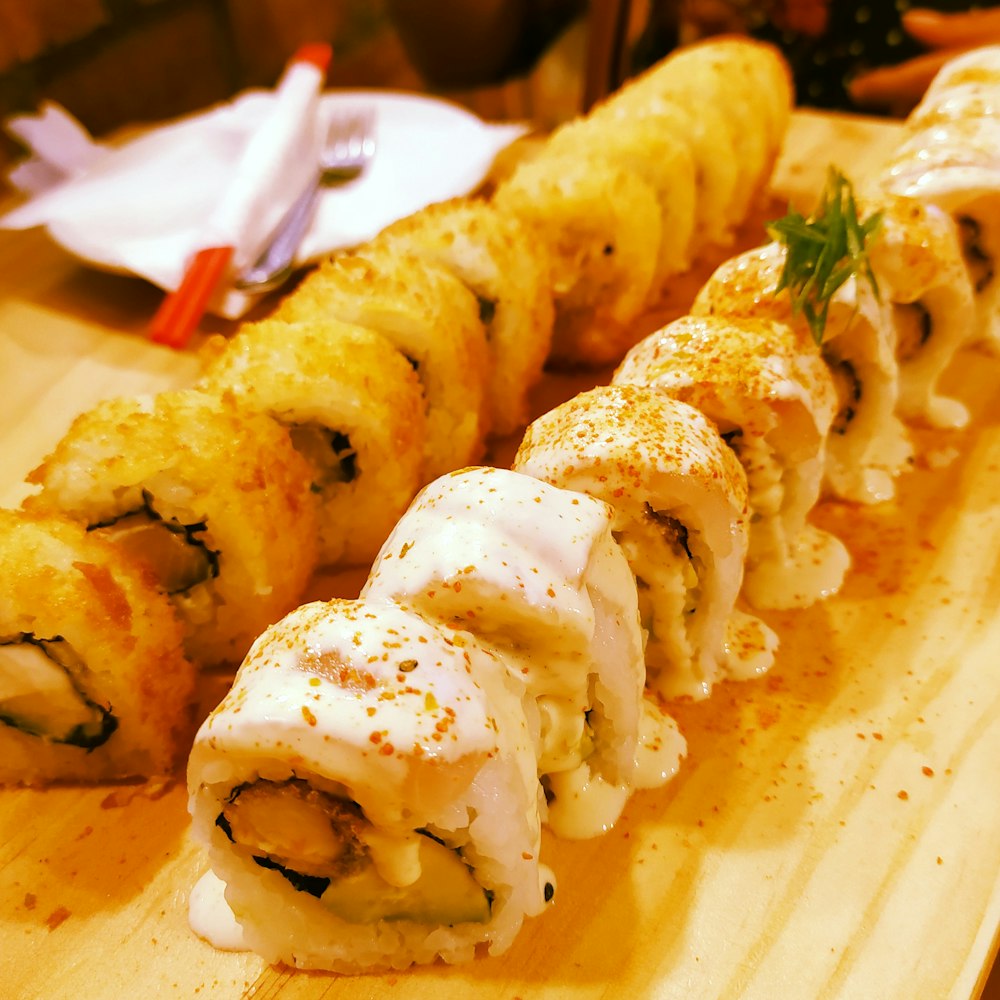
top-left (0, 110), bottom-right (998, 1000)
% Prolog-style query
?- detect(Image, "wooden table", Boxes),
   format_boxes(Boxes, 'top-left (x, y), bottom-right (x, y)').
top-left (0, 110), bottom-right (998, 1000)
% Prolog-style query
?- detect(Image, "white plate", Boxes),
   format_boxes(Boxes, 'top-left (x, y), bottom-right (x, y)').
top-left (1, 91), bottom-right (528, 317)
top-left (302, 90), bottom-right (528, 259)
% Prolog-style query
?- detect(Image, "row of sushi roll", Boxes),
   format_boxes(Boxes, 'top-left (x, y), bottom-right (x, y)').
top-left (184, 45), bottom-right (1000, 973)
top-left (6, 33), bottom-right (998, 973)
top-left (0, 36), bottom-right (790, 785)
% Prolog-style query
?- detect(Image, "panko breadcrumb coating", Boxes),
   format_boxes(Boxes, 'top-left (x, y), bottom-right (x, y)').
top-left (24, 389), bottom-right (319, 668)
top-left (374, 197), bottom-right (555, 436)
top-left (276, 244), bottom-right (490, 478)
top-left (493, 150), bottom-right (662, 367)
top-left (543, 112), bottom-right (697, 286)
top-left (0, 508), bottom-right (196, 785)
top-left (198, 316), bottom-right (427, 567)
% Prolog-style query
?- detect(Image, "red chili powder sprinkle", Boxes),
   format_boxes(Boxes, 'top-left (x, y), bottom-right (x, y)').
top-left (45, 907), bottom-right (71, 931)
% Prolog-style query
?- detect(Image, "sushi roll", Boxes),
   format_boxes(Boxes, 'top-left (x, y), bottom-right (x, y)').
top-left (187, 598), bottom-right (552, 972)
top-left (863, 192), bottom-right (973, 429)
top-left (880, 47), bottom-right (1000, 353)
top-left (23, 389), bottom-right (319, 668)
top-left (591, 87), bottom-right (738, 252)
top-left (624, 38), bottom-right (789, 223)
top-left (607, 35), bottom-right (792, 238)
top-left (690, 240), bottom-right (914, 503)
top-left (491, 149), bottom-right (662, 367)
top-left (0, 508), bottom-right (195, 785)
top-left (512, 385), bottom-right (777, 701)
top-left (908, 43), bottom-right (1000, 116)
top-left (276, 244), bottom-right (490, 478)
top-left (542, 112), bottom-right (698, 285)
top-left (373, 197), bottom-right (555, 437)
top-left (881, 118), bottom-right (1000, 355)
top-left (362, 466), bottom-right (684, 838)
top-left (197, 316), bottom-right (426, 567)
top-left (614, 315), bottom-right (851, 611)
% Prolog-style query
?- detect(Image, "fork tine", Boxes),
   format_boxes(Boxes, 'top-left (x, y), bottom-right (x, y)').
top-left (234, 106), bottom-right (376, 291)
top-left (323, 106), bottom-right (377, 174)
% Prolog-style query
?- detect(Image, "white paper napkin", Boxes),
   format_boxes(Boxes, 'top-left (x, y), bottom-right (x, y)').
top-left (2, 91), bottom-right (528, 318)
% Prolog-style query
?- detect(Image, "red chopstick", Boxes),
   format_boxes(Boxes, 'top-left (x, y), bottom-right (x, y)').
top-left (148, 42), bottom-right (332, 350)
top-left (148, 246), bottom-right (233, 348)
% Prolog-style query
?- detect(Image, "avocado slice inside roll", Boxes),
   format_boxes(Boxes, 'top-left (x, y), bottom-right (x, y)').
top-left (219, 778), bottom-right (491, 925)
top-left (88, 490), bottom-right (219, 596)
top-left (0, 634), bottom-right (117, 748)
top-left (288, 424), bottom-right (358, 487)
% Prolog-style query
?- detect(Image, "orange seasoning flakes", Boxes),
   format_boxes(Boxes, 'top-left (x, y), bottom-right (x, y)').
top-left (45, 906), bottom-right (71, 931)
top-left (299, 649), bottom-right (378, 692)
top-left (301, 705), bottom-right (318, 727)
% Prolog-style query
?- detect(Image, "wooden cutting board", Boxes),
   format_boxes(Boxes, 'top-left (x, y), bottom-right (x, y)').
top-left (0, 110), bottom-right (998, 1000)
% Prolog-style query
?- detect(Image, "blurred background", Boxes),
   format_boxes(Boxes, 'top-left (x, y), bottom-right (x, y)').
top-left (1, 0), bottom-right (991, 186)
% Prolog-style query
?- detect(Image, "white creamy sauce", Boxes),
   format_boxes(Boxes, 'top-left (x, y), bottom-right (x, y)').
top-left (364, 468), bottom-right (610, 651)
top-left (534, 694), bottom-right (588, 774)
top-left (545, 762), bottom-right (630, 840)
top-left (633, 700), bottom-right (687, 790)
top-left (359, 827), bottom-right (423, 888)
top-left (723, 609), bottom-right (779, 682)
top-left (188, 870), bottom-right (248, 952)
top-left (363, 467), bottom-right (645, 790)
top-left (925, 394), bottom-right (970, 430)
top-left (746, 523), bottom-right (851, 610)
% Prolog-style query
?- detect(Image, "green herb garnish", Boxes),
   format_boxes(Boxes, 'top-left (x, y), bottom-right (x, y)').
top-left (767, 167), bottom-right (882, 344)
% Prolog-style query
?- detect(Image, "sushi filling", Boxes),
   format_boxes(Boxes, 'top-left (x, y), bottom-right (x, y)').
top-left (89, 490), bottom-right (219, 596)
top-left (894, 301), bottom-right (932, 362)
top-left (536, 697), bottom-right (595, 774)
top-left (218, 778), bottom-right (491, 924)
top-left (288, 424), bottom-right (358, 488)
top-left (614, 505), bottom-right (699, 674)
top-left (727, 433), bottom-right (785, 523)
top-left (476, 294), bottom-right (497, 327)
top-left (958, 215), bottom-right (995, 293)
top-left (825, 356), bottom-right (862, 435)
top-left (0, 633), bottom-right (117, 748)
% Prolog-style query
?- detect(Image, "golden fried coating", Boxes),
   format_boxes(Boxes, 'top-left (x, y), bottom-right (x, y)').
top-left (25, 389), bottom-right (319, 667)
top-left (0, 507), bottom-right (196, 784)
top-left (198, 317), bottom-right (426, 567)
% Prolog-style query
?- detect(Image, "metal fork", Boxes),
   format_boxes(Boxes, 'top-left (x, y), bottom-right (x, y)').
top-left (235, 107), bottom-right (377, 292)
